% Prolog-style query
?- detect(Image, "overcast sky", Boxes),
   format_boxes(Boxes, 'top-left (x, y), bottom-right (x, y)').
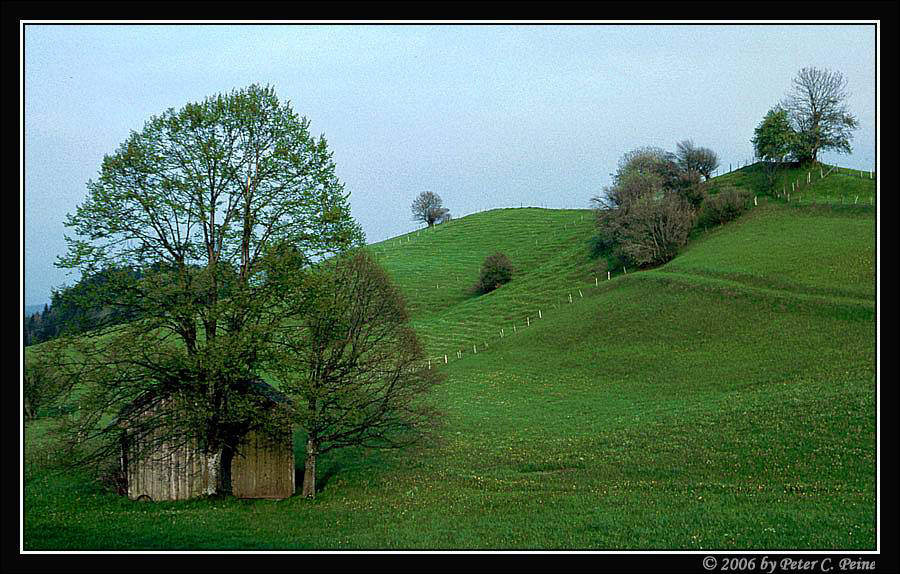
top-left (22, 23), bottom-right (877, 307)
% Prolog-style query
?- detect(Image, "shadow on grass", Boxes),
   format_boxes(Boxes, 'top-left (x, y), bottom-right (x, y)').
top-left (293, 429), bottom-right (396, 496)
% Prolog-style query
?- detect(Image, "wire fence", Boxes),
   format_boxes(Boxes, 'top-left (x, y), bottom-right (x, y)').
top-left (410, 165), bottom-right (877, 372)
top-left (772, 163), bottom-right (876, 205)
top-left (418, 265), bottom-right (628, 370)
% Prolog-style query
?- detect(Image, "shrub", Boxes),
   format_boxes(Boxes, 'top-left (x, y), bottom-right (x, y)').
top-left (473, 252), bottom-right (514, 294)
top-left (672, 171), bottom-right (708, 209)
top-left (616, 195), bottom-right (696, 267)
top-left (697, 186), bottom-right (751, 228)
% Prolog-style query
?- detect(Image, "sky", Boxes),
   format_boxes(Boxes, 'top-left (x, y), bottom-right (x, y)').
top-left (22, 23), bottom-right (877, 307)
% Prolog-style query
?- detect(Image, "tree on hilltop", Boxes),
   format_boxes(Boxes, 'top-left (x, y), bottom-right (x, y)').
top-left (752, 106), bottom-right (797, 186)
top-left (591, 146), bottom-right (698, 268)
top-left (411, 191), bottom-right (451, 227)
top-left (675, 139), bottom-right (720, 181)
top-left (781, 67), bottom-right (858, 163)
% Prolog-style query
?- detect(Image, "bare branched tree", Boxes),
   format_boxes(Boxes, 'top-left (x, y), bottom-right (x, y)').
top-left (411, 191), bottom-right (451, 227)
top-left (675, 140), bottom-right (720, 181)
top-left (591, 145), bottom-right (701, 268)
top-left (781, 67), bottom-right (858, 163)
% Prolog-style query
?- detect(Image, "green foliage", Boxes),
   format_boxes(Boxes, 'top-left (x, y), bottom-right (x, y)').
top-left (24, 160), bottom-right (875, 548)
top-left (752, 107), bottom-right (797, 164)
top-left (45, 84), bottom-right (364, 493)
top-left (23, 354), bottom-right (70, 422)
top-left (473, 252), bottom-right (515, 294)
top-left (265, 250), bottom-right (444, 497)
top-left (24, 199), bottom-right (875, 549)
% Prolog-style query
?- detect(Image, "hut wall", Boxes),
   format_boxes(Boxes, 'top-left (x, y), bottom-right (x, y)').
top-left (126, 434), bottom-right (208, 501)
top-left (125, 428), bottom-right (293, 501)
top-left (231, 428), bottom-right (295, 499)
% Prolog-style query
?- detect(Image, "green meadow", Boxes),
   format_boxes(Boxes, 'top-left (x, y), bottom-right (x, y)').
top-left (24, 165), bottom-right (877, 550)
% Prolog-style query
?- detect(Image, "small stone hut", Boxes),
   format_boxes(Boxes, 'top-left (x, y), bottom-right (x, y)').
top-left (116, 379), bottom-right (294, 501)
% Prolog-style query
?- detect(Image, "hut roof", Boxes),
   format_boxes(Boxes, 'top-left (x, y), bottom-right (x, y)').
top-left (112, 378), bottom-right (290, 427)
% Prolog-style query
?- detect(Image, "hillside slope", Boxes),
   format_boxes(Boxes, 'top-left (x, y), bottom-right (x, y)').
top-left (24, 166), bottom-right (877, 550)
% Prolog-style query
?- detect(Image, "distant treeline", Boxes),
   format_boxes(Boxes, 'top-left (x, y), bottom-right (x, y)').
top-left (24, 266), bottom-right (145, 346)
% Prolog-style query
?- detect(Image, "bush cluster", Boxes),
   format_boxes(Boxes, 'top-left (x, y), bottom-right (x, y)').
top-left (591, 145), bottom-right (704, 268)
top-left (472, 252), bottom-right (514, 294)
top-left (697, 186), bottom-right (751, 228)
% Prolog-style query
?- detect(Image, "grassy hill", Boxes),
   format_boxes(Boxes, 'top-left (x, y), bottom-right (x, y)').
top-left (23, 164), bottom-right (877, 549)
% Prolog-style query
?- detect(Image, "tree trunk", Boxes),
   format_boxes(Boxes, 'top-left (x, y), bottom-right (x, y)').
top-left (204, 446), bottom-right (234, 496)
top-left (302, 437), bottom-right (318, 498)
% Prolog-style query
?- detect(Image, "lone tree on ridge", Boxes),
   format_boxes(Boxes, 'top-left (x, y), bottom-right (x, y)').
top-left (411, 191), bottom-right (451, 227)
top-left (781, 67), bottom-right (858, 163)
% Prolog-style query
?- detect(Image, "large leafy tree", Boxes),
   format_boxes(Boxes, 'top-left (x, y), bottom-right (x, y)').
top-left (46, 84), bottom-right (364, 495)
top-left (781, 67), bottom-right (858, 163)
top-left (264, 250), bottom-right (443, 498)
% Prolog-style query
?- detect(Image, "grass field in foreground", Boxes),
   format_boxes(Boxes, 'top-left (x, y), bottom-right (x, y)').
top-left (24, 177), bottom-right (876, 549)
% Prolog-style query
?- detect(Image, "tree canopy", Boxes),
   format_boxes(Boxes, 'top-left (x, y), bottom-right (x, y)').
top-left (781, 67), bottom-right (858, 163)
top-left (411, 191), bottom-right (451, 227)
top-left (47, 84), bottom-right (365, 495)
top-left (263, 250), bottom-right (443, 498)
top-left (752, 106), bottom-right (796, 163)
top-left (675, 139), bottom-right (719, 181)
